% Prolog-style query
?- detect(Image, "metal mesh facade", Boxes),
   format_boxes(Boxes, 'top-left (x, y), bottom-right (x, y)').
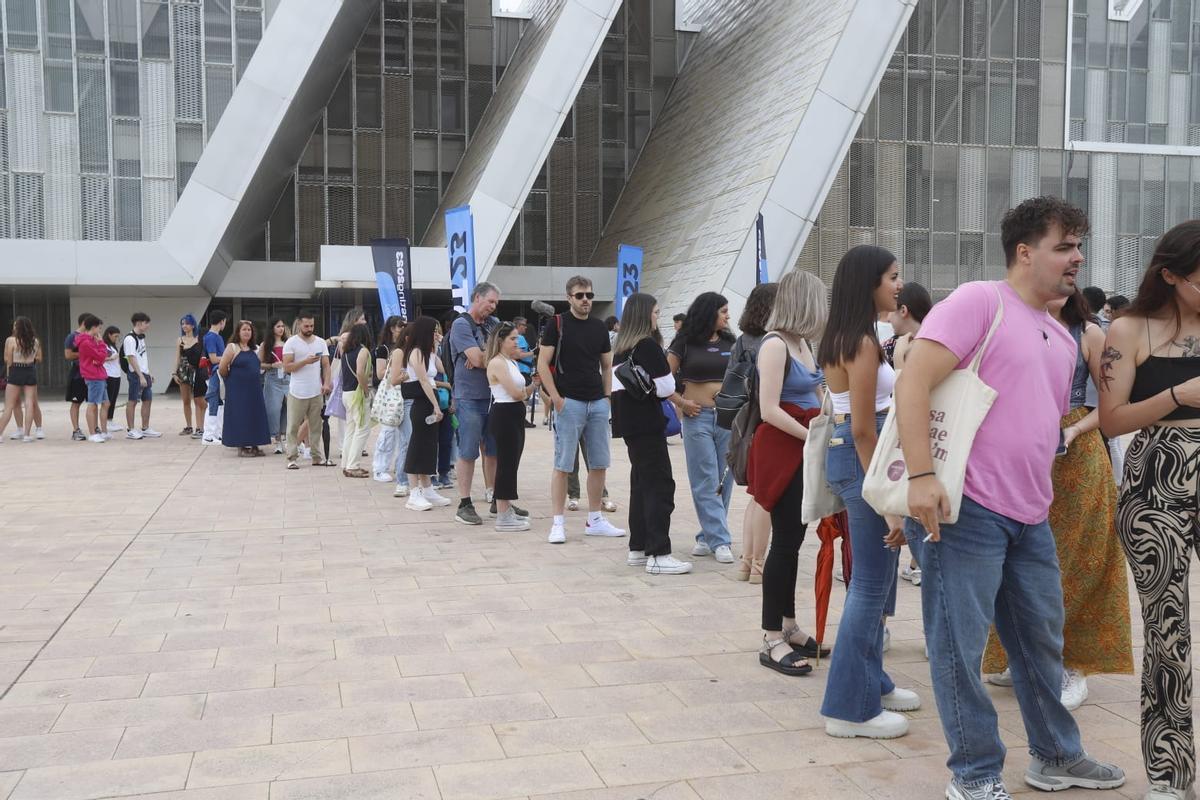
top-left (801, 0), bottom-right (1200, 298)
top-left (0, 0), bottom-right (265, 241)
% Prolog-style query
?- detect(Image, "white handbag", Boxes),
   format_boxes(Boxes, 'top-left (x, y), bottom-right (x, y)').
top-left (861, 284), bottom-right (1005, 525)
top-left (801, 389), bottom-right (845, 524)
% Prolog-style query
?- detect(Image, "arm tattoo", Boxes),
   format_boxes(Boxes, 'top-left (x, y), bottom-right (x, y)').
top-left (1099, 346), bottom-right (1121, 392)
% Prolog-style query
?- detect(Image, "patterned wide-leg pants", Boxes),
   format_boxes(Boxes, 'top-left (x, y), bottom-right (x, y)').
top-left (1117, 425), bottom-right (1200, 791)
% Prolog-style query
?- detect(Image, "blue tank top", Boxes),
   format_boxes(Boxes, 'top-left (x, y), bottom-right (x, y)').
top-left (780, 355), bottom-right (823, 409)
top-left (1068, 323), bottom-right (1097, 409)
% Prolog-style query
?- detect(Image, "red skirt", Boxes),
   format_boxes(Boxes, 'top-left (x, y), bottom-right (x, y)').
top-left (747, 403), bottom-right (820, 511)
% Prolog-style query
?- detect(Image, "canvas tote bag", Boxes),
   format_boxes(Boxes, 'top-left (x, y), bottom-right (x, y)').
top-left (800, 388), bottom-right (845, 524)
top-left (861, 284), bottom-right (1005, 524)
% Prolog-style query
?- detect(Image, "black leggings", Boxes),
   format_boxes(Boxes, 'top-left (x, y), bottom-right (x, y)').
top-left (491, 401), bottom-right (526, 500)
top-left (625, 434), bottom-right (675, 556)
top-left (761, 466), bottom-right (807, 631)
top-left (106, 377), bottom-right (121, 420)
top-left (404, 393), bottom-right (438, 476)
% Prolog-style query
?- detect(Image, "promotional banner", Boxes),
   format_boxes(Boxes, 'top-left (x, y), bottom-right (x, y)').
top-left (370, 237), bottom-right (412, 323)
top-left (756, 213), bottom-right (769, 285)
top-left (445, 205), bottom-right (477, 313)
top-left (615, 244), bottom-right (643, 319)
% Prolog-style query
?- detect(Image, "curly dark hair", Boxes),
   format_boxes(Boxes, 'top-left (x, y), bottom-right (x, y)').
top-left (676, 292), bottom-right (734, 346)
top-left (738, 282), bottom-right (778, 337)
top-left (1000, 196), bottom-right (1089, 266)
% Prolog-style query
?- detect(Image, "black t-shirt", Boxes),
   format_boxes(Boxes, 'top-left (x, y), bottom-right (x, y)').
top-left (342, 345), bottom-right (364, 392)
top-left (668, 333), bottom-right (734, 383)
top-left (542, 313), bottom-right (610, 401)
top-left (613, 338), bottom-right (670, 438)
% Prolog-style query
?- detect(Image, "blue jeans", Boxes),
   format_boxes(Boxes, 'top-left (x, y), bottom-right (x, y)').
top-left (905, 496), bottom-right (1083, 787)
top-left (262, 371), bottom-right (289, 438)
top-left (437, 412), bottom-right (456, 479)
top-left (680, 407), bottom-right (733, 549)
top-left (456, 397), bottom-right (494, 460)
top-left (821, 413), bottom-right (897, 722)
top-left (206, 369), bottom-right (221, 416)
top-left (370, 399), bottom-right (413, 486)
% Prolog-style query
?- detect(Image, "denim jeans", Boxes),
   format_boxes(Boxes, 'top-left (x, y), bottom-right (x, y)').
top-left (372, 399), bottom-right (413, 485)
top-left (905, 496), bottom-right (1083, 787)
top-left (681, 407), bottom-right (733, 549)
top-left (262, 370), bottom-right (289, 438)
top-left (437, 411), bottom-right (456, 480)
top-left (821, 412), bottom-right (898, 723)
top-left (205, 370), bottom-right (221, 416)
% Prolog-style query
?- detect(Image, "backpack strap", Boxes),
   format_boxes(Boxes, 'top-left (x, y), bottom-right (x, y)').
top-left (554, 314), bottom-right (564, 373)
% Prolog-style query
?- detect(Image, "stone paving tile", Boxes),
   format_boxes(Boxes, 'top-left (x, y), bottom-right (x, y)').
top-left (271, 703), bottom-right (418, 743)
top-left (116, 717), bottom-right (274, 759)
top-left (1, 675), bottom-right (148, 707)
top-left (348, 726), bottom-right (505, 771)
top-left (9, 753), bottom-right (192, 800)
top-left (270, 768), bottom-right (441, 800)
top-left (583, 740), bottom-right (754, 786)
top-left (0, 728), bottom-right (123, 770)
top-left (434, 753), bottom-right (605, 800)
top-left (495, 714), bottom-right (650, 758)
top-left (187, 739), bottom-right (350, 788)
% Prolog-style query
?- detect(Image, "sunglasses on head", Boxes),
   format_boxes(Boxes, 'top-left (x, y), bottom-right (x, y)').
top-left (572, 292), bottom-right (595, 300)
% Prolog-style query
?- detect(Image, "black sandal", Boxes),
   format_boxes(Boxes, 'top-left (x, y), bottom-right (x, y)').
top-left (759, 636), bottom-right (812, 676)
top-left (783, 624), bottom-right (831, 659)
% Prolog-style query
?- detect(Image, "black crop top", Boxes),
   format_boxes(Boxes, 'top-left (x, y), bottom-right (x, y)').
top-left (1131, 356), bottom-right (1200, 421)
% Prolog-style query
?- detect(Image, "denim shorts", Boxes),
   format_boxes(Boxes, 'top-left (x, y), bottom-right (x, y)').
top-left (128, 373), bottom-right (153, 402)
top-left (455, 396), bottom-right (495, 460)
top-left (553, 397), bottom-right (611, 472)
top-left (85, 379), bottom-right (108, 405)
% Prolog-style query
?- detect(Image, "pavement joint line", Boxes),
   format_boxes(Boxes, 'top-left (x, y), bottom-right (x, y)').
top-left (0, 441), bottom-right (209, 701)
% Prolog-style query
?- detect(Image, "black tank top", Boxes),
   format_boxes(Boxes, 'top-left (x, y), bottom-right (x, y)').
top-left (1130, 319), bottom-right (1200, 421)
top-left (341, 345), bottom-right (363, 392)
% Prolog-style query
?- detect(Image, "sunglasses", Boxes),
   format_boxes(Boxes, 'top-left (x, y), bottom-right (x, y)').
top-left (572, 292), bottom-right (595, 300)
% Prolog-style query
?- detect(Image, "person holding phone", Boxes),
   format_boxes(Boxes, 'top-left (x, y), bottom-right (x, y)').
top-left (402, 316), bottom-right (451, 510)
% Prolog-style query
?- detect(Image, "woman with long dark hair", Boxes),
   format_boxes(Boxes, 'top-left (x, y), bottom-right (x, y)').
top-left (668, 291), bottom-right (737, 564)
top-left (374, 321), bottom-right (411, 483)
top-left (218, 320), bottom-right (270, 456)
top-left (402, 317), bottom-right (450, 510)
top-left (0, 317), bottom-right (41, 441)
top-left (260, 318), bottom-right (290, 454)
top-left (817, 244), bottom-right (918, 739)
top-left (486, 322), bottom-right (535, 532)
top-left (982, 289), bottom-right (1133, 708)
top-left (1100, 219), bottom-right (1200, 798)
top-left (102, 326), bottom-right (124, 430)
top-left (613, 293), bottom-right (691, 574)
top-left (169, 314), bottom-right (207, 437)
top-left (729, 281), bottom-right (778, 583)
top-left (339, 322), bottom-right (375, 478)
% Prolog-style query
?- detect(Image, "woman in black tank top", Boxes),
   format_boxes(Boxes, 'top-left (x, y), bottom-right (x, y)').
top-left (1099, 219), bottom-right (1200, 796)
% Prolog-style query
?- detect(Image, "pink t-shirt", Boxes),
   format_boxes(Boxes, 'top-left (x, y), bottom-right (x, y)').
top-left (915, 281), bottom-right (1075, 524)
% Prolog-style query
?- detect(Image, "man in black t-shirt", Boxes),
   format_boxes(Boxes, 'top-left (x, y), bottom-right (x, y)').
top-left (537, 276), bottom-right (624, 544)
top-left (64, 312), bottom-right (89, 440)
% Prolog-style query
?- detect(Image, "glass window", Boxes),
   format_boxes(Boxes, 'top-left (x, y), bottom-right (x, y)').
top-left (906, 55), bottom-right (932, 142)
top-left (112, 118), bottom-right (141, 177)
top-left (601, 38), bottom-right (624, 105)
top-left (74, 0), bottom-right (106, 54)
top-left (327, 68), bottom-right (353, 129)
top-left (905, 144), bottom-right (930, 229)
top-left (468, 26), bottom-right (492, 82)
top-left (1128, 69), bottom-right (1148, 122)
top-left (44, 60), bottom-right (75, 112)
top-left (204, 0), bottom-right (233, 64)
top-left (384, 20), bottom-right (409, 74)
top-left (990, 0), bottom-right (1015, 59)
top-left (933, 56), bottom-right (960, 143)
top-left (299, 119), bottom-right (324, 183)
top-left (357, 74), bottom-right (382, 129)
top-left (931, 146), bottom-right (956, 231)
top-left (1040, 150), bottom-right (1063, 197)
top-left (413, 21), bottom-right (437, 72)
top-left (235, 9), bottom-right (263, 80)
top-left (628, 90), bottom-right (651, 154)
top-left (413, 186), bottom-right (438, 238)
top-left (413, 134), bottom-right (438, 188)
top-left (440, 2), bottom-right (465, 75)
top-left (413, 73), bottom-right (437, 130)
top-left (523, 192), bottom-right (548, 266)
top-left (441, 79), bottom-right (465, 132)
top-left (988, 59), bottom-right (1014, 145)
top-left (1109, 19), bottom-right (1128, 69)
top-left (326, 130), bottom-right (353, 183)
top-left (107, 0), bottom-right (139, 59)
top-left (934, 0), bottom-right (960, 56)
top-left (441, 135), bottom-right (465, 188)
top-left (142, 2), bottom-right (170, 59)
top-left (111, 59), bottom-right (139, 116)
top-left (268, 180), bottom-right (296, 261)
top-left (986, 148), bottom-right (1012, 231)
top-left (45, 0), bottom-right (74, 59)
top-left (848, 141), bottom-right (875, 227)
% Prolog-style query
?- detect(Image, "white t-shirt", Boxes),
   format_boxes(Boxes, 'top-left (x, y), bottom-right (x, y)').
top-left (283, 334), bottom-right (328, 399)
top-left (123, 333), bottom-right (149, 376)
top-left (104, 343), bottom-right (123, 379)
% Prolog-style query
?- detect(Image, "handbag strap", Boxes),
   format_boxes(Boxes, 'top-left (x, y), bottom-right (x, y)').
top-left (967, 283), bottom-right (1006, 374)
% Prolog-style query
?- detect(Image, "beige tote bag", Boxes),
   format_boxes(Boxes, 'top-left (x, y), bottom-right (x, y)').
top-left (861, 284), bottom-right (1005, 524)
top-left (801, 389), bottom-right (845, 524)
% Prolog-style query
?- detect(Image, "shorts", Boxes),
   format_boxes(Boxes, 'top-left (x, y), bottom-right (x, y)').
top-left (66, 375), bottom-right (86, 402)
top-left (7, 364), bottom-right (36, 387)
top-left (553, 397), bottom-right (611, 472)
top-left (455, 397), bottom-right (495, 460)
top-left (86, 379), bottom-right (108, 404)
top-left (128, 372), bottom-right (153, 403)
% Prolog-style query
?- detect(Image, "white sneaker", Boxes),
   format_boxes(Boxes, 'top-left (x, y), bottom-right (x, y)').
top-left (202, 435), bottom-right (218, 445)
top-left (901, 564), bottom-right (922, 585)
top-left (126, 429), bottom-right (144, 440)
top-left (423, 487), bottom-right (452, 507)
top-left (101, 432), bottom-right (112, 441)
top-left (373, 473), bottom-right (394, 483)
top-left (1061, 669), bottom-right (1088, 711)
top-left (494, 510), bottom-right (531, 532)
top-left (882, 626), bottom-right (891, 653)
top-left (691, 541), bottom-right (713, 557)
top-left (108, 422), bottom-right (125, 432)
top-left (824, 709), bottom-right (909, 739)
top-left (34, 427), bottom-right (45, 439)
top-left (987, 668), bottom-right (1014, 687)
top-left (713, 545), bottom-right (735, 563)
top-left (584, 516), bottom-right (625, 537)
top-left (405, 489), bottom-right (433, 512)
top-left (946, 779), bottom-right (1013, 800)
top-left (485, 488), bottom-right (494, 503)
top-left (881, 687), bottom-right (921, 711)
top-left (548, 522), bottom-right (566, 544)
top-left (299, 443), bottom-right (311, 459)
top-left (393, 484), bottom-right (409, 498)
top-left (602, 498), bottom-right (617, 512)
top-left (8, 431), bottom-right (21, 440)
top-left (273, 443), bottom-right (283, 454)
top-left (1145, 786), bottom-right (1196, 800)
top-left (626, 550), bottom-right (647, 566)
top-left (21, 435), bottom-right (33, 443)
top-left (646, 555), bottom-right (692, 575)
top-left (88, 433), bottom-right (106, 443)
top-left (141, 428), bottom-right (162, 438)
top-left (567, 498), bottom-right (579, 511)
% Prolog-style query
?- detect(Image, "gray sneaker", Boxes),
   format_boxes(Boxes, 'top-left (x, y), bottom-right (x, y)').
top-left (1024, 754), bottom-right (1125, 792)
top-left (456, 502), bottom-right (482, 526)
top-left (946, 781), bottom-right (1012, 800)
top-left (495, 509), bottom-right (530, 532)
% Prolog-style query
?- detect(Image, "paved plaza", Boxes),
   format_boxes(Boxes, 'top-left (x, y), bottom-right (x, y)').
top-left (0, 398), bottom-right (1166, 799)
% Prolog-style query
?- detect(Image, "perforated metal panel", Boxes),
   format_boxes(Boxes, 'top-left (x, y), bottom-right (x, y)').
top-left (576, 85), bottom-right (599, 193)
top-left (575, 192), bottom-right (598, 265)
top-left (356, 129), bottom-right (382, 186)
top-left (1087, 152), bottom-right (1117, 290)
top-left (1010, 148), bottom-right (1038, 204)
top-left (80, 175), bottom-right (110, 239)
top-left (1168, 73), bottom-right (1188, 145)
top-left (877, 141), bottom-right (904, 238)
top-left (794, 226), bottom-right (820, 276)
top-left (205, 0), bottom-right (233, 63)
top-left (205, 63), bottom-right (233, 136)
top-left (1147, 20), bottom-right (1169, 124)
top-left (297, 183), bottom-right (323, 260)
top-left (7, 51), bottom-right (43, 172)
top-left (175, 121), bottom-right (202, 193)
top-left (960, 232), bottom-right (984, 284)
top-left (174, 3), bottom-right (203, 120)
top-left (44, 113), bottom-right (80, 239)
top-left (1115, 235), bottom-right (1140, 295)
top-left (141, 60), bottom-right (175, 178)
top-left (112, 117), bottom-right (140, 177)
top-left (142, 175), bottom-right (174, 238)
top-left (1084, 68), bottom-right (1106, 141)
top-left (819, 162), bottom-right (849, 284)
top-left (383, 75), bottom-right (410, 184)
top-left (12, 172), bottom-right (44, 238)
top-left (76, 57), bottom-right (108, 173)
top-left (383, 184), bottom-right (408, 237)
top-left (356, 184), bottom-right (381, 244)
top-left (327, 184), bottom-right (354, 245)
top-left (1142, 155), bottom-right (1166, 235)
top-left (548, 140), bottom-right (574, 265)
top-left (905, 144), bottom-right (930, 229)
top-left (113, 176), bottom-right (141, 239)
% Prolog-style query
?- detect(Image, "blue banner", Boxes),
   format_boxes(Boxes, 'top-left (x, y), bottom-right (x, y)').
top-left (445, 206), bottom-right (477, 313)
top-left (615, 244), bottom-right (643, 319)
top-left (756, 213), bottom-right (768, 285)
top-left (370, 237), bottom-right (412, 323)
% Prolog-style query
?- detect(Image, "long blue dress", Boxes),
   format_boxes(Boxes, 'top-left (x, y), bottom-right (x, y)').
top-left (222, 348), bottom-right (270, 448)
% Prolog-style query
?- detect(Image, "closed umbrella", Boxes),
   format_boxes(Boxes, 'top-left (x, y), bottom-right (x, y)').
top-left (813, 510), bottom-right (851, 664)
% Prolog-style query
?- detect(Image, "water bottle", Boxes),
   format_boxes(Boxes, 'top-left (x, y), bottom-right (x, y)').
top-left (425, 412), bottom-right (440, 425)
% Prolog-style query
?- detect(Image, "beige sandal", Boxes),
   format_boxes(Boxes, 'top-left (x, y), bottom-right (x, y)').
top-left (748, 558), bottom-right (764, 585)
top-left (735, 556), bottom-right (752, 582)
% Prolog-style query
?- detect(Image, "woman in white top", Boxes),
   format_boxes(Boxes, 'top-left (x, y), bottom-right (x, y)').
top-left (487, 322), bottom-right (536, 532)
top-left (401, 317), bottom-right (451, 511)
top-left (102, 326), bottom-right (126, 431)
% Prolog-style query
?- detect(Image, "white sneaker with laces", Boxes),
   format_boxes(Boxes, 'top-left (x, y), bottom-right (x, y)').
top-left (393, 484), bottom-right (409, 497)
top-left (101, 432), bottom-right (112, 441)
top-left (547, 522), bottom-right (566, 544)
top-left (945, 779), bottom-right (1013, 800)
top-left (987, 668), bottom-right (1013, 687)
top-left (126, 429), bottom-right (144, 440)
top-left (34, 427), bottom-right (45, 439)
top-left (881, 687), bottom-right (921, 711)
top-left (109, 423), bottom-right (125, 432)
top-left (423, 487), bottom-right (452, 507)
top-left (567, 498), bottom-right (579, 511)
top-left (691, 541), bottom-right (713, 557)
top-left (901, 564), bottom-right (922, 585)
top-left (646, 555), bottom-right (692, 575)
top-left (584, 516), bottom-right (625, 537)
top-left (602, 498), bottom-right (617, 512)
top-left (373, 473), bottom-right (393, 483)
top-left (8, 431), bottom-right (21, 440)
top-left (626, 550), bottom-right (647, 566)
top-left (88, 433), bottom-right (106, 443)
top-left (713, 545), bottom-right (735, 563)
top-left (21, 435), bottom-right (33, 443)
top-left (1144, 785), bottom-right (1196, 800)
top-left (824, 709), bottom-right (909, 739)
top-left (485, 488), bottom-right (494, 503)
top-left (405, 488), bottom-right (433, 511)
top-left (1061, 669), bottom-right (1088, 711)
top-left (141, 428), bottom-right (162, 438)
top-left (299, 443), bottom-right (311, 459)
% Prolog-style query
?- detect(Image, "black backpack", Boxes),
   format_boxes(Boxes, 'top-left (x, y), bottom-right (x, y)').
top-left (725, 335), bottom-right (790, 486)
top-left (715, 345), bottom-right (754, 430)
top-left (118, 332), bottom-right (140, 373)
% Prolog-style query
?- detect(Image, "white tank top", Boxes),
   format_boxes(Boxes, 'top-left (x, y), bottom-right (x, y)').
top-left (404, 351), bottom-right (434, 383)
top-left (490, 358), bottom-right (524, 403)
top-left (829, 358), bottom-right (896, 415)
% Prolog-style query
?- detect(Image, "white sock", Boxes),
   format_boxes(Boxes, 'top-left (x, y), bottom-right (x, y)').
top-left (553, 515), bottom-right (564, 527)
top-left (588, 511), bottom-right (602, 524)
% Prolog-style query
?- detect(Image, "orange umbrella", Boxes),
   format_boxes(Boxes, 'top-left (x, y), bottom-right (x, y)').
top-left (813, 510), bottom-right (851, 661)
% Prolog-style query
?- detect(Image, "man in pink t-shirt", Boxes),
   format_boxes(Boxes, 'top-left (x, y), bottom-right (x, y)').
top-left (894, 197), bottom-right (1125, 799)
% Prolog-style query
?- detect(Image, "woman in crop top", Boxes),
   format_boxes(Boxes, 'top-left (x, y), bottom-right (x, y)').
top-left (816, 244), bottom-right (919, 741)
top-left (1100, 220), bottom-right (1200, 798)
top-left (260, 318), bottom-right (290, 454)
top-left (748, 271), bottom-right (829, 677)
top-left (668, 292), bottom-right (737, 563)
top-left (981, 290), bottom-right (1132, 709)
top-left (0, 316), bottom-right (41, 441)
top-left (169, 314), bottom-right (208, 437)
top-left (487, 322), bottom-right (536, 532)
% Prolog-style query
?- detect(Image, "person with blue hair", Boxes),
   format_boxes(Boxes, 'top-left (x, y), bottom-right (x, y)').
top-left (170, 312), bottom-right (208, 437)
